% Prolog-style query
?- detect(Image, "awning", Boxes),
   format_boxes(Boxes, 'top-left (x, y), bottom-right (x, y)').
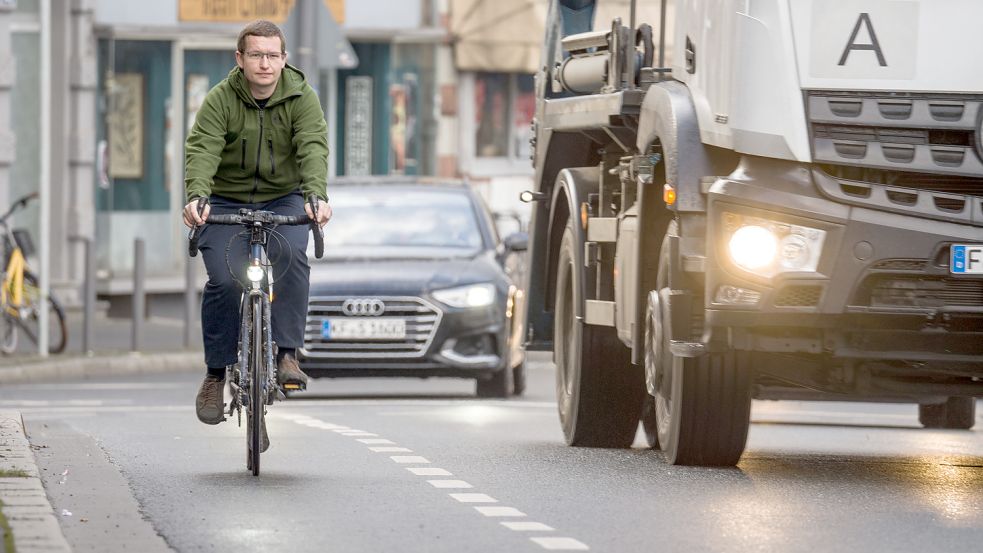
top-left (450, 0), bottom-right (548, 74)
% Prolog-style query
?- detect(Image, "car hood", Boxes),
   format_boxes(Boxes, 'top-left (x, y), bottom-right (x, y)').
top-left (308, 252), bottom-right (504, 297)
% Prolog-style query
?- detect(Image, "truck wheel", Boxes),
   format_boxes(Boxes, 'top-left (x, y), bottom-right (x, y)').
top-left (651, 221), bottom-right (752, 466)
top-left (919, 398), bottom-right (976, 429)
top-left (554, 226), bottom-right (644, 447)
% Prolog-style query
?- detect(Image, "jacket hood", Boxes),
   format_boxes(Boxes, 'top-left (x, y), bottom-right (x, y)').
top-left (228, 63), bottom-right (307, 108)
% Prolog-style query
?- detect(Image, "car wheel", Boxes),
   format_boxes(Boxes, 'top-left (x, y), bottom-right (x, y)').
top-left (919, 397), bottom-right (975, 429)
top-left (476, 365), bottom-right (513, 398)
top-left (512, 362), bottom-right (527, 397)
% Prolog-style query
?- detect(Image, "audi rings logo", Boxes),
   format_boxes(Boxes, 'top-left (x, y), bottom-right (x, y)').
top-left (342, 298), bottom-right (386, 317)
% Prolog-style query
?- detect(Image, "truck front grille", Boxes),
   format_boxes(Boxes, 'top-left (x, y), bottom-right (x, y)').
top-left (807, 91), bottom-right (983, 180)
top-left (862, 276), bottom-right (983, 309)
top-left (301, 296), bottom-right (442, 358)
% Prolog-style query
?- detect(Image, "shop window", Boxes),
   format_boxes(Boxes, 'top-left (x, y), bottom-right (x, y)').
top-left (473, 72), bottom-right (535, 163)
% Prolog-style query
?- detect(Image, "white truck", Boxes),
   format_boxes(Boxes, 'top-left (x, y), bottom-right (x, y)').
top-left (522, 0), bottom-right (983, 465)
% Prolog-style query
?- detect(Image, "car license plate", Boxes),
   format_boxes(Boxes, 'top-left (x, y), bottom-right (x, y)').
top-left (322, 318), bottom-right (406, 340)
top-left (950, 244), bottom-right (983, 274)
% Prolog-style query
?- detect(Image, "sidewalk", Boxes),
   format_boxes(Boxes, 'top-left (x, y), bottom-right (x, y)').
top-left (0, 308), bottom-right (202, 385)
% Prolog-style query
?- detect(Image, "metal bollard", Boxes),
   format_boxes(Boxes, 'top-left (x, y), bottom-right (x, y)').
top-left (82, 237), bottom-right (95, 354)
top-left (184, 254), bottom-right (196, 348)
top-left (131, 238), bottom-right (145, 352)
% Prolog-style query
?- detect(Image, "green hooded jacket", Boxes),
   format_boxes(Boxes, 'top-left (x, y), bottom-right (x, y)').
top-left (184, 64), bottom-right (328, 204)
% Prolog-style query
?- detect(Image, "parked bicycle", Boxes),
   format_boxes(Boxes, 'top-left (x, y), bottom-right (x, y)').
top-left (189, 197), bottom-right (324, 476)
top-left (0, 192), bottom-right (67, 354)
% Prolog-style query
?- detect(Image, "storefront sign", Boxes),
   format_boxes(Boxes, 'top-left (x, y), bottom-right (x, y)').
top-left (345, 76), bottom-right (373, 176)
top-left (178, 0), bottom-right (344, 23)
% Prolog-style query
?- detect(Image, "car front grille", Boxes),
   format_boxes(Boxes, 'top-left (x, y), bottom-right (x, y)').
top-left (860, 276), bottom-right (983, 308)
top-left (301, 296), bottom-right (442, 359)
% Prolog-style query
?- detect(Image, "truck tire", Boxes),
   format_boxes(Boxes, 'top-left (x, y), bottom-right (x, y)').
top-left (650, 221), bottom-right (752, 466)
top-left (919, 397), bottom-right (976, 430)
top-left (554, 226), bottom-right (644, 447)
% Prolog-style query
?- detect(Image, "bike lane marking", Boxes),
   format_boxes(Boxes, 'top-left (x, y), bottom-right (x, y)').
top-left (278, 413), bottom-right (591, 551)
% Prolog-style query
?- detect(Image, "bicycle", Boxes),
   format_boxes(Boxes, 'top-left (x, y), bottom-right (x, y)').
top-left (0, 192), bottom-right (67, 354)
top-left (189, 196), bottom-right (324, 476)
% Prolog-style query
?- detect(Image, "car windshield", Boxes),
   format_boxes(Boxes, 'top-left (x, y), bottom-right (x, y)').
top-left (318, 187), bottom-right (484, 257)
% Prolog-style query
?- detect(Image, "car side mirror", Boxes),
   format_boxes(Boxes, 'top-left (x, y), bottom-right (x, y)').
top-left (503, 232), bottom-right (529, 252)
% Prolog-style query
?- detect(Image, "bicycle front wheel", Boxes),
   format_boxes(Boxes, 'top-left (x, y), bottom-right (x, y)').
top-left (248, 294), bottom-right (265, 476)
top-left (20, 272), bottom-right (67, 354)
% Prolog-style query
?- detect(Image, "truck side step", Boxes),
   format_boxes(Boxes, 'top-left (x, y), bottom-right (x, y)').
top-left (585, 300), bottom-right (616, 326)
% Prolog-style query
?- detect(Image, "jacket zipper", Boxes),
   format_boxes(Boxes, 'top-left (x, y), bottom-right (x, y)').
top-left (268, 138), bottom-right (275, 175)
top-left (240, 138), bottom-right (247, 169)
top-left (248, 108), bottom-right (265, 204)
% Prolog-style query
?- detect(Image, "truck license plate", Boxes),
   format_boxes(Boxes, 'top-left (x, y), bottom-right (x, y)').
top-left (950, 244), bottom-right (983, 274)
top-left (322, 318), bottom-right (406, 340)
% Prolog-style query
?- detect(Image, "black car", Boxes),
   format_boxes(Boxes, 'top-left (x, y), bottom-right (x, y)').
top-left (297, 177), bottom-right (528, 397)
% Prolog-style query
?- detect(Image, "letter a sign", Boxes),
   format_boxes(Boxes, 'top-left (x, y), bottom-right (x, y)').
top-left (838, 13), bottom-right (886, 66)
top-left (808, 1), bottom-right (918, 80)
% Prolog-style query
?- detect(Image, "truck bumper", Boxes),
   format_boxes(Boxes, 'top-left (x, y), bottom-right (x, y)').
top-left (702, 162), bottom-right (983, 371)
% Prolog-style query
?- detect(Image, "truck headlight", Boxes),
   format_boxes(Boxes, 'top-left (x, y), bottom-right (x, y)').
top-left (722, 212), bottom-right (825, 277)
top-left (432, 283), bottom-right (496, 308)
top-left (246, 265), bottom-right (265, 283)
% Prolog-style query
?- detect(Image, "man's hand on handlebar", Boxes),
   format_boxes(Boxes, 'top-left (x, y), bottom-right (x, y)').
top-left (183, 198), bottom-right (211, 228)
top-left (305, 199), bottom-right (332, 228)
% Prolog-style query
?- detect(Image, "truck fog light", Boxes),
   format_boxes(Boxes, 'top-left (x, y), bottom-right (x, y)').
top-left (715, 285), bottom-right (761, 305)
top-left (728, 225), bottom-right (777, 271)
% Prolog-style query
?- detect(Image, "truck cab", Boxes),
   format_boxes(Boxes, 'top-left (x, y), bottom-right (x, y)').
top-left (523, 0), bottom-right (983, 465)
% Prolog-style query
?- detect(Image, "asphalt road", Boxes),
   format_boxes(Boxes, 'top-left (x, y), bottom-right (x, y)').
top-left (2, 353), bottom-right (982, 553)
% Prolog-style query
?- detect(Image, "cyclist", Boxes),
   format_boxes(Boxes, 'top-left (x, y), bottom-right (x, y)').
top-left (182, 20), bottom-right (331, 448)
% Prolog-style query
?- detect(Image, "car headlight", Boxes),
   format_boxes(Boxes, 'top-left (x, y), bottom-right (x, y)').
top-left (246, 265), bottom-right (265, 283)
top-left (432, 283), bottom-right (496, 308)
top-left (722, 212), bottom-right (825, 277)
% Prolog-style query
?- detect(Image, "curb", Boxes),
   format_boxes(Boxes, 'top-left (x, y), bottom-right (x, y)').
top-left (0, 411), bottom-right (71, 553)
top-left (0, 352), bottom-right (202, 385)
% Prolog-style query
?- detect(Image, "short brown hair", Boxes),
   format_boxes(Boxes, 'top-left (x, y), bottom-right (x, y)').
top-left (237, 20), bottom-right (286, 54)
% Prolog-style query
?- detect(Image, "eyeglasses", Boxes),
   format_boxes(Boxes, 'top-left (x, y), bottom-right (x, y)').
top-left (243, 51), bottom-right (284, 62)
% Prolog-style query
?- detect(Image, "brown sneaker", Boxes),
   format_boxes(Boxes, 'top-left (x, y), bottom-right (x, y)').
top-left (195, 375), bottom-right (226, 425)
top-left (247, 415), bottom-right (270, 453)
top-left (277, 352), bottom-right (309, 389)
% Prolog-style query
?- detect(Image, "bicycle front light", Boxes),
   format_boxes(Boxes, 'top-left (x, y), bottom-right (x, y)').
top-left (722, 212), bottom-right (825, 278)
top-left (246, 265), bottom-right (265, 283)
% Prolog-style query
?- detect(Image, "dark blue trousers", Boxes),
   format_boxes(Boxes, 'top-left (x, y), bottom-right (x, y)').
top-left (198, 193), bottom-right (310, 368)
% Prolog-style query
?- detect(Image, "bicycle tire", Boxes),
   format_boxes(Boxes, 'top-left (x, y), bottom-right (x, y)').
top-left (19, 272), bottom-right (67, 354)
top-left (249, 294), bottom-right (264, 476)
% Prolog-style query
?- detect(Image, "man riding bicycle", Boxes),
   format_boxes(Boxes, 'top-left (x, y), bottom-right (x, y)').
top-left (182, 20), bottom-right (331, 448)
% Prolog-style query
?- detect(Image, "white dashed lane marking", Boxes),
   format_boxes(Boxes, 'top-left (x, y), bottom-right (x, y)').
top-left (390, 455), bottom-right (430, 464)
top-left (475, 506), bottom-right (526, 517)
top-left (449, 493), bottom-right (497, 503)
top-left (531, 537), bottom-right (590, 551)
top-left (406, 467), bottom-right (452, 476)
top-left (283, 413), bottom-right (589, 550)
top-left (502, 522), bottom-right (554, 532)
top-left (427, 480), bottom-right (473, 489)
